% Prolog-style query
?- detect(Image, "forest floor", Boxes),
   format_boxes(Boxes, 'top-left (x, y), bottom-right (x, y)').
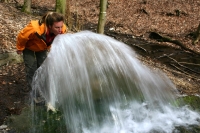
top-left (0, 0), bottom-right (200, 126)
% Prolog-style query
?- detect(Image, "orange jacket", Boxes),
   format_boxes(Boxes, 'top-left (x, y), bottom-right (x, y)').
top-left (16, 20), bottom-right (67, 52)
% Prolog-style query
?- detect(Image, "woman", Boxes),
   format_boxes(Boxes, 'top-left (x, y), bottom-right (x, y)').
top-left (16, 12), bottom-right (67, 90)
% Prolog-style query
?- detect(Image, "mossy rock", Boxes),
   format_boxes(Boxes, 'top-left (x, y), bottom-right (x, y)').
top-left (0, 52), bottom-right (23, 67)
top-left (176, 95), bottom-right (200, 111)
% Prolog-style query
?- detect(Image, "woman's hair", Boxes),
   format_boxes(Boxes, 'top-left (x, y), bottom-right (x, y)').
top-left (39, 12), bottom-right (65, 27)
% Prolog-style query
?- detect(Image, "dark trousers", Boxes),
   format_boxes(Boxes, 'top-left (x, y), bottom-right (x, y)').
top-left (23, 48), bottom-right (47, 89)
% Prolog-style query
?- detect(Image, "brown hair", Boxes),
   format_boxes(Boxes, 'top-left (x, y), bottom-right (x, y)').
top-left (39, 12), bottom-right (65, 27)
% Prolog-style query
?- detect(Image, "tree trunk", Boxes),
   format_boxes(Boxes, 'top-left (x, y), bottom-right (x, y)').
top-left (97, 0), bottom-right (107, 34)
top-left (22, 0), bottom-right (31, 13)
top-left (65, 0), bottom-right (72, 31)
top-left (56, 0), bottom-right (66, 16)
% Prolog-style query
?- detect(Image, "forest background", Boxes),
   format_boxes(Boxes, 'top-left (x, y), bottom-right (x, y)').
top-left (0, 0), bottom-right (200, 125)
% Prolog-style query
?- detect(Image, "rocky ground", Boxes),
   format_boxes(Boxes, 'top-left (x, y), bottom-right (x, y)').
top-left (0, 0), bottom-right (200, 128)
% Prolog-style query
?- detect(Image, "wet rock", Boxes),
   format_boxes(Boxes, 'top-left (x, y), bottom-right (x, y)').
top-left (0, 52), bottom-right (23, 67)
top-left (0, 125), bottom-right (7, 130)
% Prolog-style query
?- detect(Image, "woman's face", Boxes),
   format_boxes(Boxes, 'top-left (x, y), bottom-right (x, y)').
top-left (49, 21), bottom-right (64, 35)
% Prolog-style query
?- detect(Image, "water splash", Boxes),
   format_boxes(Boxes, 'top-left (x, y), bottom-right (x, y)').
top-left (32, 31), bottom-right (200, 133)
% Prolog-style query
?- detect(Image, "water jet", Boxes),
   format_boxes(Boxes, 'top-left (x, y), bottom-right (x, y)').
top-left (29, 31), bottom-right (200, 133)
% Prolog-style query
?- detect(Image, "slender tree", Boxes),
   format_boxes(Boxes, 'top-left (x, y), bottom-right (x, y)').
top-left (22, 0), bottom-right (31, 13)
top-left (65, 0), bottom-right (72, 30)
top-left (97, 0), bottom-right (108, 34)
top-left (56, 0), bottom-right (66, 16)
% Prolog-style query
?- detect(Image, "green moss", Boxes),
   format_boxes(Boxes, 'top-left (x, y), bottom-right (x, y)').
top-left (6, 105), bottom-right (68, 133)
top-left (176, 95), bottom-right (200, 111)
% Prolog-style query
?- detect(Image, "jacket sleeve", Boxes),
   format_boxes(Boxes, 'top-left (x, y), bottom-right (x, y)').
top-left (16, 21), bottom-right (36, 51)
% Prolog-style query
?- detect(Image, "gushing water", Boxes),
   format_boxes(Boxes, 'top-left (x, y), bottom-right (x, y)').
top-left (32, 31), bottom-right (200, 133)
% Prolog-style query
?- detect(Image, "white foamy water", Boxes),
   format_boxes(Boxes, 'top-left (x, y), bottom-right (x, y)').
top-left (82, 102), bottom-right (200, 133)
top-left (32, 31), bottom-right (200, 133)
